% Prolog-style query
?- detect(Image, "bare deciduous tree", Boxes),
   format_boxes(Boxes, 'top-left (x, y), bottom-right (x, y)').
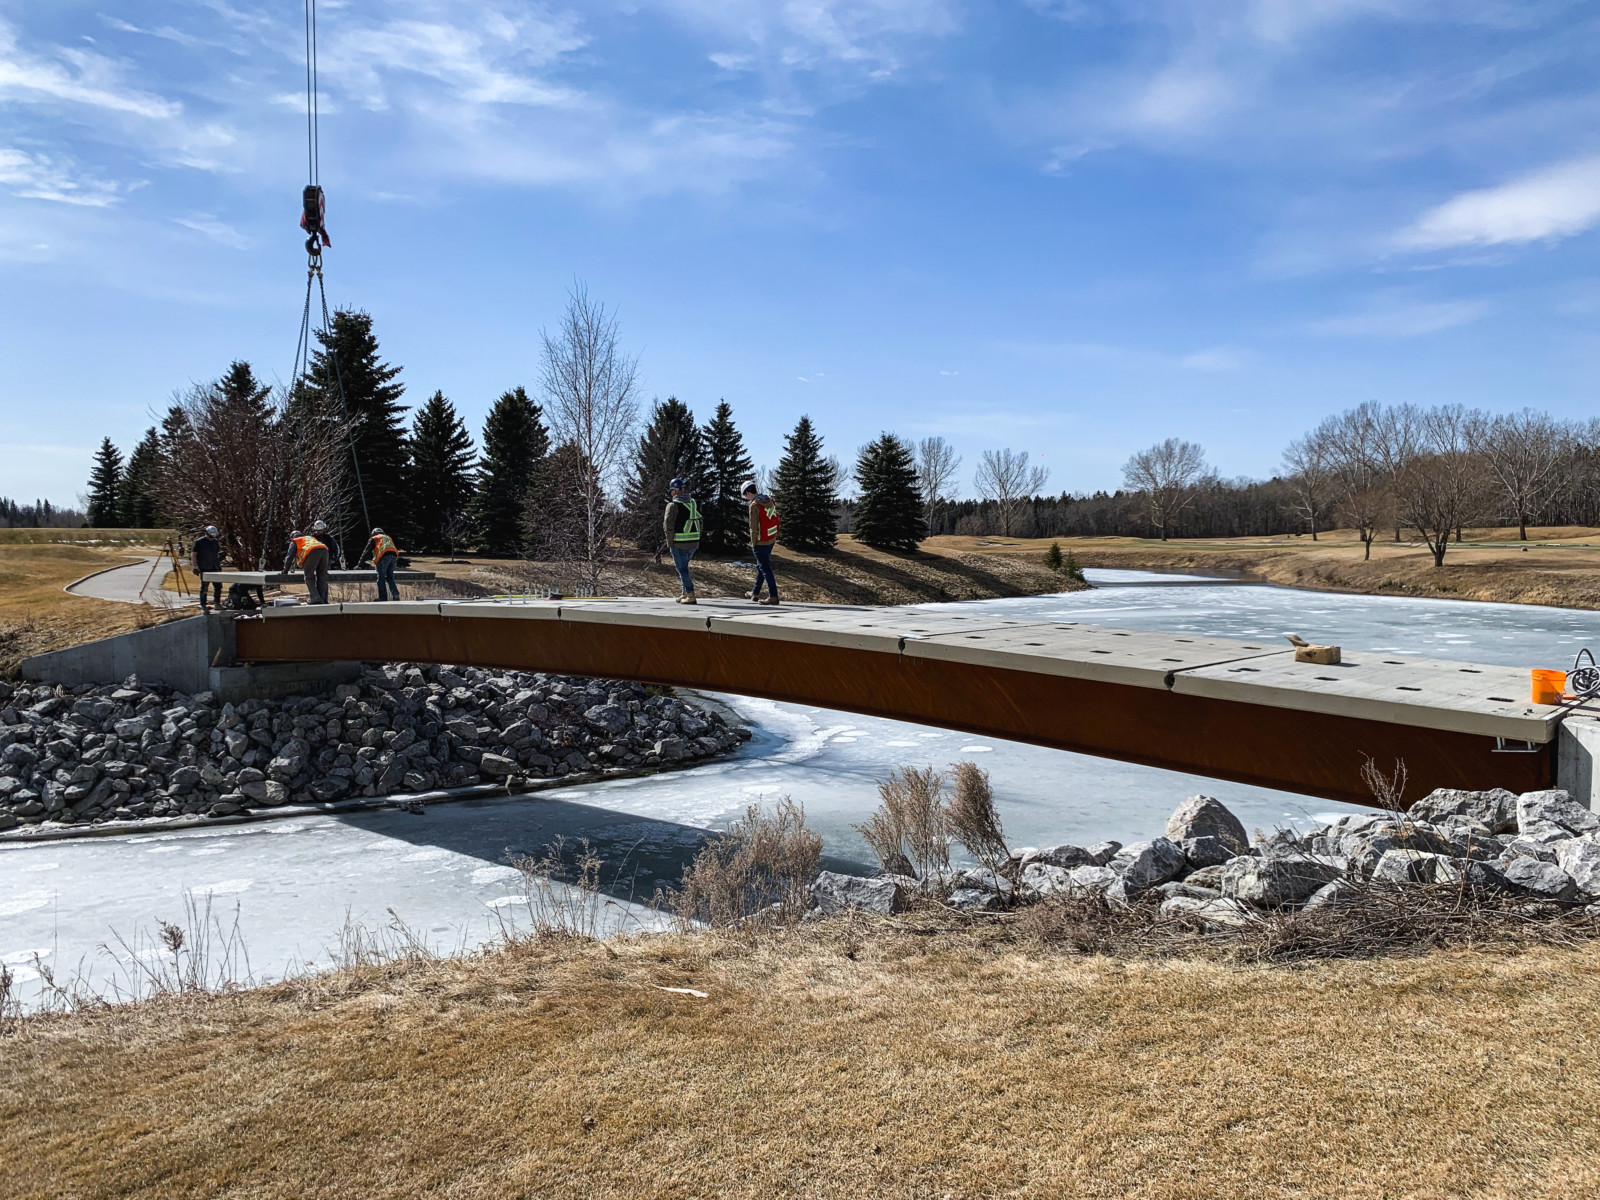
top-left (973, 448), bottom-right (1049, 537)
top-left (1390, 404), bottom-right (1483, 567)
top-left (1317, 403), bottom-right (1388, 560)
top-left (540, 284), bottom-right (640, 588)
top-left (1281, 429), bottom-right (1335, 540)
top-left (1122, 438), bottom-right (1210, 541)
top-left (915, 436), bottom-right (962, 528)
top-left (1371, 403), bottom-right (1422, 541)
top-left (1472, 408), bottom-right (1566, 541)
top-left (159, 380), bottom-right (348, 569)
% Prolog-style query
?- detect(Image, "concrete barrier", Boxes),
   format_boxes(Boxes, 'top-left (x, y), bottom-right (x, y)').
top-left (20, 613), bottom-right (360, 701)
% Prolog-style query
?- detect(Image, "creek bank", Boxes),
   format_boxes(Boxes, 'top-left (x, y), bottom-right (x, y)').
top-left (811, 790), bottom-right (1600, 919)
top-left (0, 665), bottom-right (747, 840)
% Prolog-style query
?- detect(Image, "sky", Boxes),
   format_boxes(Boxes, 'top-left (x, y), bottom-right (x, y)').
top-left (2, 0), bottom-right (1598, 508)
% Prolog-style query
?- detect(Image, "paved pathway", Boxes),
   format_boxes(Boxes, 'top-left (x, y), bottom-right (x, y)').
top-left (66, 557), bottom-right (198, 608)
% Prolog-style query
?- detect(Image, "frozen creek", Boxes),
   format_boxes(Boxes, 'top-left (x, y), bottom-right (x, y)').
top-left (5, 570), bottom-right (1599, 1006)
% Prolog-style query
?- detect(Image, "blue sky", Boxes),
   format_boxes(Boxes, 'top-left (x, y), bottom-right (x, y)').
top-left (3, 0), bottom-right (1599, 507)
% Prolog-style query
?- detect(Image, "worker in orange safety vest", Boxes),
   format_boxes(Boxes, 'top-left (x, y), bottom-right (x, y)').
top-left (358, 527), bottom-right (401, 602)
top-left (284, 529), bottom-right (331, 605)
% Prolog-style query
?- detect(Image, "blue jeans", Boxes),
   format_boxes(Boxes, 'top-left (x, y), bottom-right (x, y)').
top-left (375, 555), bottom-right (399, 601)
top-left (670, 543), bottom-right (697, 593)
top-left (751, 543), bottom-right (778, 599)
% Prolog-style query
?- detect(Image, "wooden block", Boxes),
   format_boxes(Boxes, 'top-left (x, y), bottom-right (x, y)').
top-left (1293, 644), bottom-right (1342, 665)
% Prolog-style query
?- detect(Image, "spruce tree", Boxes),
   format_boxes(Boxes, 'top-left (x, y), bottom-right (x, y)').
top-left (700, 400), bottom-right (755, 554)
top-left (307, 309), bottom-right (409, 557)
top-left (86, 438), bottom-right (124, 528)
top-left (118, 427), bottom-right (164, 529)
top-left (469, 386), bottom-right (549, 556)
top-left (407, 391), bottom-right (477, 553)
top-left (771, 415), bottom-right (840, 551)
top-left (621, 398), bottom-right (710, 553)
top-left (852, 433), bottom-right (926, 552)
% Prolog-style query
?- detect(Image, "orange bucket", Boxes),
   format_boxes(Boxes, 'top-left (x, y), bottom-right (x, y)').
top-left (1531, 669), bottom-right (1567, 705)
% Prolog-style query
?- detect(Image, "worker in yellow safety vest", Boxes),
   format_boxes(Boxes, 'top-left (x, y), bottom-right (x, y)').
top-left (358, 526), bottom-right (402, 602)
top-left (284, 529), bottom-right (331, 605)
top-left (663, 477), bottom-right (701, 604)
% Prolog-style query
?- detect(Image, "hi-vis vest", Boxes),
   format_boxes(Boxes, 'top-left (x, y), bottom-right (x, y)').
top-left (292, 535), bottom-right (326, 566)
top-left (754, 500), bottom-right (780, 543)
top-left (674, 498), bottom-right (702, 543)
top-left (371, 534), bottom-right (398, 561)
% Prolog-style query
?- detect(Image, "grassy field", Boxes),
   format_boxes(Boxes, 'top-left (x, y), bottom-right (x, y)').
top-left (0, 537), bottom-right (182, 676)
top-left (4, 917), bottom-right (1598, 1198)
top-left (946, 526), bottom-right (1600, 610)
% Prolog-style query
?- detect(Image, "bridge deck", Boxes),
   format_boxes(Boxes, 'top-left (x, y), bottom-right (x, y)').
top-left (202, 571), bottom-right (436, 586)
top-left (233, 596), bottom-right (1564, 806)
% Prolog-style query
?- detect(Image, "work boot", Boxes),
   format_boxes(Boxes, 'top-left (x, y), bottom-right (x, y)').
top-left (760, 597), bottom-right (780, 606)
top-left (676, 594), bottom-right (697, 605)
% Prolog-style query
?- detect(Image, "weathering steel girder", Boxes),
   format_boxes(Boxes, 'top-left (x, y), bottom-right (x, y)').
top-left (232, 598), bottom-right (1557, 807)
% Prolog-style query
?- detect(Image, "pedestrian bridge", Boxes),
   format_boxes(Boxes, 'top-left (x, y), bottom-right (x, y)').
top-left (232, 596), bottom-right (1600, 808)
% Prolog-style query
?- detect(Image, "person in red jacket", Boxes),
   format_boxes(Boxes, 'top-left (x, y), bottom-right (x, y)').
top-left (743, 481), bottom-right (780, 605)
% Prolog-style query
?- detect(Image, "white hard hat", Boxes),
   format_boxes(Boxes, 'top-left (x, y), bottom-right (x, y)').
top-left (290, 530), bottom-right (303, 539)
top-left (313, 520), bottom-right (328, 531)
top-left (371, 527), bottom-right (384, 535)
top-left (205, 525), bottom-right (218, 537)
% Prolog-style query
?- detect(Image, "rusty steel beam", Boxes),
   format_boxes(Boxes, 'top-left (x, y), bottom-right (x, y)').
top-left (233, 611), bottom-right (1554, 807)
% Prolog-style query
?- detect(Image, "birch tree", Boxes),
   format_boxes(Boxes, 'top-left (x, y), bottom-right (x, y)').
top-left (539, 284), bottom-right (640, 588)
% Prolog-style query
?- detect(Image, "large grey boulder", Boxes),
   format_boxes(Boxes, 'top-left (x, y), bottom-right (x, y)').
top-left (1554, 838), bottom-right (1600, 897)
top-left (477, 753), bottom-right (517, 778)
top-left (1500, 857), bottom-right (1578, 902)
top-left (239, 778), bottom-right (289, 806)
top-left (1434, 858), bottom-right (1510, 891)
top-left (1408, 788), bottom-right (1518, 834)
top-left (1165, 795), bottom-right (1249, 854)
top-left (1034, 843), bottom-right (1099, 869)
top-left (1159, 895), bottom-right (1255, 928)
top-left (1517, 790), bottom-right (1600, 844)
top-left (1177, 836), bottom-right (1234, 870)
top-left (1108, 838), bottom-right (1186, 892)
top-left (1340, 824), bottom-right (1451, 877)
top-left (1372, 848), bottom-right (1450, 885)
top-left (947, 887), bottom-right (1005, 912)
top-left (810, 871), bottom-right (909, 916)
top-left (1156, 880), bottom-right (1222, 902)
top-left (1019, 863), bottom-right (1075, 898)
top-left (584, 705), bottom-right (631, 736)
top-left (1222, 854), bottom-right (1344, 907)
top-left (1066, 865), bottom-right (1120, 893)
top-left (1082, 841), bottom-right (1122, 866)
top-left (1302, 878), bottom-right (1362, 911)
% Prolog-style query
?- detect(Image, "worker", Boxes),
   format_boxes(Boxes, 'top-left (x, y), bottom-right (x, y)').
top-left (358, 526), bottom-right (401, 601)
top-left (663, 477), bottom-right (702, 604)
top-left (193, 524), bottom-right (223, 613)
top-left (285, 528), bottom-right (331, 605)
top-left (311, 519), bottom-right (342, 568)
top-left (742, 482), bottom-right (780, 606)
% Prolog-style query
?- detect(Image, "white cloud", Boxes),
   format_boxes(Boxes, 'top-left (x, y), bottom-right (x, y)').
top-left (1179, 346), bottom-right (1245, 371)
top-left (174, 214), bottom-right (250, 249)
top-left (0, 149), bottom-right (124, 206)
top-left (1398, 156), bottom-right (1600, 250)
top-left (0, 20), bottom-right (178, 118)
top-left (654, 0), bottom-right (958, 77)
top-left (1312, 295), bottom-right (1490, 337)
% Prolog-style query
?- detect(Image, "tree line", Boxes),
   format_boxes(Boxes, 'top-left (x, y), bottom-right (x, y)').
top-left (79, 287), bottom-right (1595, 571)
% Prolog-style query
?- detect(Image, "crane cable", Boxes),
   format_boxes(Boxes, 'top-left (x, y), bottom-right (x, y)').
top-left (281, 0), bottom-right (369, 568)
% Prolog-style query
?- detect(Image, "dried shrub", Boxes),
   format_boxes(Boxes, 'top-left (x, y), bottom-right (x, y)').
top-left (1014, 877), bottom-right (1595, 964)
top-left (507, 837), bottom-right (608, 941)
top-left (669, 798), bottom-right (822, 929)
top-left (855, 766), bottom-right (949, 879)
top-left (946, 761), bottom-right (1007, 874)
top-left (1361, 754), bottom-right (1409, 814)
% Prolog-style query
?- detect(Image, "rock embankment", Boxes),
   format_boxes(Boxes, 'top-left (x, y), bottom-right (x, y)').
top-left (0, 666), bottom-right (746, 833)
top-left (812, 789), bottom-right (1600, 919)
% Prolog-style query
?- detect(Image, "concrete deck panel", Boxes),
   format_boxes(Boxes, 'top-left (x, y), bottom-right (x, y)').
top-left (202, 570), bottom-right (436, 585)
top-left (1173, 650), bottom-right (1559, 742)
top-left (903, 622), bottom-right (1284, 691)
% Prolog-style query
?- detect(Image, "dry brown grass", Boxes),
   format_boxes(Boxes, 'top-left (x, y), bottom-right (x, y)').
top-left (946, 527), bottom-right (1600, 610)
top-left (0, 541), bottom-right (182, 676)
top-left (4, 917), bottom-right (1600, 1198)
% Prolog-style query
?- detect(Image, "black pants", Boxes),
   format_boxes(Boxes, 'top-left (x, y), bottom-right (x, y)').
top-left (200, 581), bottom-right (221, 608)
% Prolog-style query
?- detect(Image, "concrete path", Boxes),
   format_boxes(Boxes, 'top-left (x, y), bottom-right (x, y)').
top-left (66, 557), bottom-right (198, 609)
